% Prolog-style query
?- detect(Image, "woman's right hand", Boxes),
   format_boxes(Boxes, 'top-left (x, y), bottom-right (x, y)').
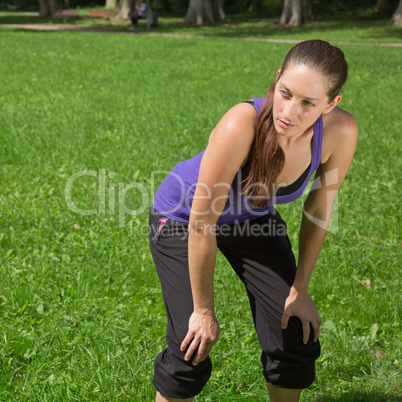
top-left (180, 310), bottom-right (221, 366)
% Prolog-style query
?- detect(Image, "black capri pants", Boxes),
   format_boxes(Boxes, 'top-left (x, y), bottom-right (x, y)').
top-left (149, 206), bottom-right (320, 399)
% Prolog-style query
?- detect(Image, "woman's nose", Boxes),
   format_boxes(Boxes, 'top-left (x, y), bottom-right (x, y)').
top-left (283, 100), bottom-right (298, 120)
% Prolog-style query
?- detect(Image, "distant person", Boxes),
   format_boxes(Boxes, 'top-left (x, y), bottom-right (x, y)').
top-left (149, 40), bottom-right (358, 401)
top-left (130, 0), bottom-right (147, 27)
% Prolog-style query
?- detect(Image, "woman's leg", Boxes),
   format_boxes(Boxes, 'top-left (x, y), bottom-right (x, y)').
top-left (266, 383), bottom-right (302, 402)
top-left (216, 210), bottom-right (320, 394)
top-left (149, 208), bottom-right (212, 400)
top-left (156, 391), bottom-right (194, 402)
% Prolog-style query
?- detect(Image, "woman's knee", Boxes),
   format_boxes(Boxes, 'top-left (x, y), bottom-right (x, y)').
top-left (153, 345), bottom-right (212, 399)
top-left (261, 317), bottom-right (321, 389)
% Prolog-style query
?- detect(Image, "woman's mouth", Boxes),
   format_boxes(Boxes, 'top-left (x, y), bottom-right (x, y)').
top-left (278, 119), bottom-right (295, 129)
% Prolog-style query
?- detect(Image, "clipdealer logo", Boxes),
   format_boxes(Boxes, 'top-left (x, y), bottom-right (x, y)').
top-left (64, 167), bottom-right (340, 232)
top-left (64, 169), bottom-right (158, 227)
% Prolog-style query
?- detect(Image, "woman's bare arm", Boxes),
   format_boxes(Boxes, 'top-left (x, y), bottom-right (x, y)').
top-left (281, 109), bottom-right (358, 343)
top-left (180, 103), bottom-right (256, 365)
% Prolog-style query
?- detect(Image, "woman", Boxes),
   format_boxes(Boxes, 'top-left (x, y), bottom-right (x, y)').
top-left (149, 40), bottom-right (358, 401)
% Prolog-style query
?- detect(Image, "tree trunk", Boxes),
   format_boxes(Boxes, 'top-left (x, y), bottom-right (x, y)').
top-left (106, 0), bottom-right (118, 9)
top-left (38, 0), bottom-right (63, 16)
top-left (213, 0), bottom-right (226, 22)
top-left (376, 0), bottom-right (388, 15)
top-left (391, 0), bottom-right (402, 24)
top-left (39, 0), bottom-right (50, 16)
top-left (280, 0), bottom-right (291, 25)
top-left (185, 0), bottom-right (224, 25)
top-left (289, 0), bottom-right (302, 25)
top-left (116, 0), bottom-right (134, 20)
top-left (49, 0), bottom-right (63, 14)
top-left (303, 0), bottom-right (313, 21)
top-left (280, 0), bottom-right (313, 26)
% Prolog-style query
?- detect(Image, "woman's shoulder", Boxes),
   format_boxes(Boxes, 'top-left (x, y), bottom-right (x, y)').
top-left (321, 106), bottom-right (358, 163)
top-left (323, 106), bottom-right (358, 136)
top-left (203, 102), bottom-right (257, 173)
top-left (207, 101), bottom-right (257, 146)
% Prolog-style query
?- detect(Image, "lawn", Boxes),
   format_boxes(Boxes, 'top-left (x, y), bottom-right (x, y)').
top-left (0, 27), bottom-right (400, 401)
top-left (0, 11), bottom-right (401, 44)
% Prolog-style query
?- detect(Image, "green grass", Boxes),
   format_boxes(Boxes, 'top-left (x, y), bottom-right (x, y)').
top-left (0, 28), bottom-right (401, 401)
top-left (0, 12), bottom-right (401, 44)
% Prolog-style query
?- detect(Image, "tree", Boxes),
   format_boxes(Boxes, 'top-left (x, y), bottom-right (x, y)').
top-left (213, 0), bottom-right (225, 21)
top-left (38, 0), bottom-right (63, 16)
top-left (280, 0), bottom-right (313, 26)
top-left (376, 0), bottom-right (388, 15)
top-left (115, 0), bottom-right (134, 19)
top-left (105, 0), bottom-right (118, 9)
top-left (391, 0), bottom-right (402, 24)
top-left (185, 0), bottom-right (226, 25)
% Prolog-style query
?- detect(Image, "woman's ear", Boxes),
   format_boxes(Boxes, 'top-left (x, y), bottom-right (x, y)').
top-left (323, 94), bottom-right (342, 114)
top-left (276, 69), bottom-right (281, 79)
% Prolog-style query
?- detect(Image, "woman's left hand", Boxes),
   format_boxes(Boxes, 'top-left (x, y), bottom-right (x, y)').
top-left (281, 286), bottom-right (321, 344)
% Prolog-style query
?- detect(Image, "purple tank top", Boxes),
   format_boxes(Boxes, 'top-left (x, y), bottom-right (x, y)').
top-left (152, 97), bottom-right (323, 224)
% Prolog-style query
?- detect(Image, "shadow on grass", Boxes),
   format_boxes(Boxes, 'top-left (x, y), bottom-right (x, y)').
top-left (315, 392), bottom-right (401, 401)
top-left (0, 13), bottom-right (124, 27)
top-left (0, 13), bottom-right (401, 43)
top-left (0, 14), bottom-right (43, 24)
top-left (151, 18), bottom-right (402, 43)
top-left (0, 14), bottom-right (85, 25)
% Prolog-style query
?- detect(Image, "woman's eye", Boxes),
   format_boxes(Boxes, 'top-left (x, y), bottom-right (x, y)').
top-left (280, 90), bottom-right (288, 97)
top-left (304, 100), bottom-right (315, 107)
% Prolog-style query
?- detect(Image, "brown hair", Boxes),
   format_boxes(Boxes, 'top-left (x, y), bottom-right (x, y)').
top-left (242, 40), bottom-right (348, 208)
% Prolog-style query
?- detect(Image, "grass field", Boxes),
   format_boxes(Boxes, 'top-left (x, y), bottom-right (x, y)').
top-left (0, 25), bottom-right (401, 401)
top-left (0, 12), bottom-right (401, 44)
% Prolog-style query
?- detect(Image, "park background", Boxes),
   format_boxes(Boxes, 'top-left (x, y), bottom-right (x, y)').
top-left (0, 0), bottom-right (401, 400)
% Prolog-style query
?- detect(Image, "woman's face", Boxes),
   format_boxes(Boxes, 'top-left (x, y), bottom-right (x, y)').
top-left (272, 64), bottom-right (336, 138)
